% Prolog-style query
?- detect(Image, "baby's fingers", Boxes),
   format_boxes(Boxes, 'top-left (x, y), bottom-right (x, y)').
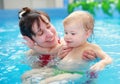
top-left (90, 65), bottom-right (103, 72)
top-left (90, 66), bottom-right (98, 72)
top-left (58, 47), bottom-right (72, 58)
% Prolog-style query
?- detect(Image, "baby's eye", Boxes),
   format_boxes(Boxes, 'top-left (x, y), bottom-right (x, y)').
top-left (71, 33), bottom-right (75, 35)
top-left (65, 32), bottom-right (68, 35)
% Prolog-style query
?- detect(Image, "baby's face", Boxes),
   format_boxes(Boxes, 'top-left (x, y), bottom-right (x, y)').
top-left (64, 23), bottom-right (88, 47)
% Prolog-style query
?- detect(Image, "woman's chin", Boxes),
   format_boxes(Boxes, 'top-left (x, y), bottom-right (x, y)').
top-left (47, 42), bottom-right (58, 47)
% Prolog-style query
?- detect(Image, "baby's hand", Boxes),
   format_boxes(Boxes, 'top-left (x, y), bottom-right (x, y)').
top-left (58, 46), bottom-right (72, 59)
top-left (90, 62), bottom-right (105, 72)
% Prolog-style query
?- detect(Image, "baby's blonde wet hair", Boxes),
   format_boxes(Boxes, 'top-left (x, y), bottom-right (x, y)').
top-left (63, 11), bottom-right (94, 33)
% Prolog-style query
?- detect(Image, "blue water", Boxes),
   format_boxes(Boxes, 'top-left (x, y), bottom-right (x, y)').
top-left (0, 11), bottom-right (120, 84)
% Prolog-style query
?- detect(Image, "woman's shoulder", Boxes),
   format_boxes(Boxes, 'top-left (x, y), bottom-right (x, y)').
top-left (26, 49), bottom-right (40, 56)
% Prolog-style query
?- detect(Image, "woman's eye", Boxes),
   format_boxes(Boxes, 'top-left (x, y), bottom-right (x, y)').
top-left (37, 31), bottom-right (43, 36)
top-left (47, 23), bottom-right (51, 29)
top-left (47, 26), bottom-right (50, 29)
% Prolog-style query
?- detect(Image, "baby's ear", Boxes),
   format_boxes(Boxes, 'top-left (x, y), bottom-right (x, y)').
top-left (86, 30), bottom-right (92, 38)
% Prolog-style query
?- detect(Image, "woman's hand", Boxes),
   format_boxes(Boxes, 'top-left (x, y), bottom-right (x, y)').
top-left (82, 50), bottom-right (97, 60)
top-left (58, 46), bottom-right (72, 59)
top-left (23, 36), bottom-right (35, 49)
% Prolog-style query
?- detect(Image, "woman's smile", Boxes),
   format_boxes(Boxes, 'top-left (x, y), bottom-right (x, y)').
top-left (46, 37), bottom-right (56, 44)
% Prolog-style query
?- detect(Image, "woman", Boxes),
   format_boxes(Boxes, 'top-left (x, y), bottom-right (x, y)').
top-left (19, 7), bottom-right (96, 68)
top-left (18, 7), bottom-right (96, 84)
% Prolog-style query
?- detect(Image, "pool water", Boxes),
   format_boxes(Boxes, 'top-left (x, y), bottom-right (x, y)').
top-left (0, 12), bottom-right (120, 84)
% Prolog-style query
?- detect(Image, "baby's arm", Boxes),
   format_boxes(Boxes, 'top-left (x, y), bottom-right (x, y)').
top-left (90, 44), bottom-right (112, 71)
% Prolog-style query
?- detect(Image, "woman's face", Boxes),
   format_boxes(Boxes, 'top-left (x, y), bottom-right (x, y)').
top-left (32, 19), bottom-right (58, 48)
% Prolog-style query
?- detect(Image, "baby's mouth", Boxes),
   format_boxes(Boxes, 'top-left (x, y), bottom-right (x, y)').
top-left (66, 41), bottom-right (72, 44)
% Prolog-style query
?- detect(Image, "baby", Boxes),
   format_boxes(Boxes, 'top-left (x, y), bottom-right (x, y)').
top-left (39, 11), bottom-right (112, 84)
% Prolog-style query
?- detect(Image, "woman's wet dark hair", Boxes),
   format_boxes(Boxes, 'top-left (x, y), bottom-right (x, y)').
top-left (18, 7), bottom-right (50, 40)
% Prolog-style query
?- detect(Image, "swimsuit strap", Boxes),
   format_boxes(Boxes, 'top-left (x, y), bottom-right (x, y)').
top-left (39, 54), bottom-right (51, 67)
top-left (39, 38), bottom-right (61, 67)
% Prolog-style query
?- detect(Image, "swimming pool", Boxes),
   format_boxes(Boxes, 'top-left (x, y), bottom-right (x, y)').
top-left (0, 9), bottom-right (120, 84)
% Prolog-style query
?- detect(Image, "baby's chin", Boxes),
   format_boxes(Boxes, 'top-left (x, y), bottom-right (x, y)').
top-left (67, 44), bottom-right (79, 48)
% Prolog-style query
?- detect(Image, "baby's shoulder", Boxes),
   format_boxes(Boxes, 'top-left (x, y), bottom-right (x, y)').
top-left (88, 43), bottom-right (101, 50)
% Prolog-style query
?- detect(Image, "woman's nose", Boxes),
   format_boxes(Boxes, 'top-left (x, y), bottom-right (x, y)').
top-left (46, 30), bottom-right (53, 38)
